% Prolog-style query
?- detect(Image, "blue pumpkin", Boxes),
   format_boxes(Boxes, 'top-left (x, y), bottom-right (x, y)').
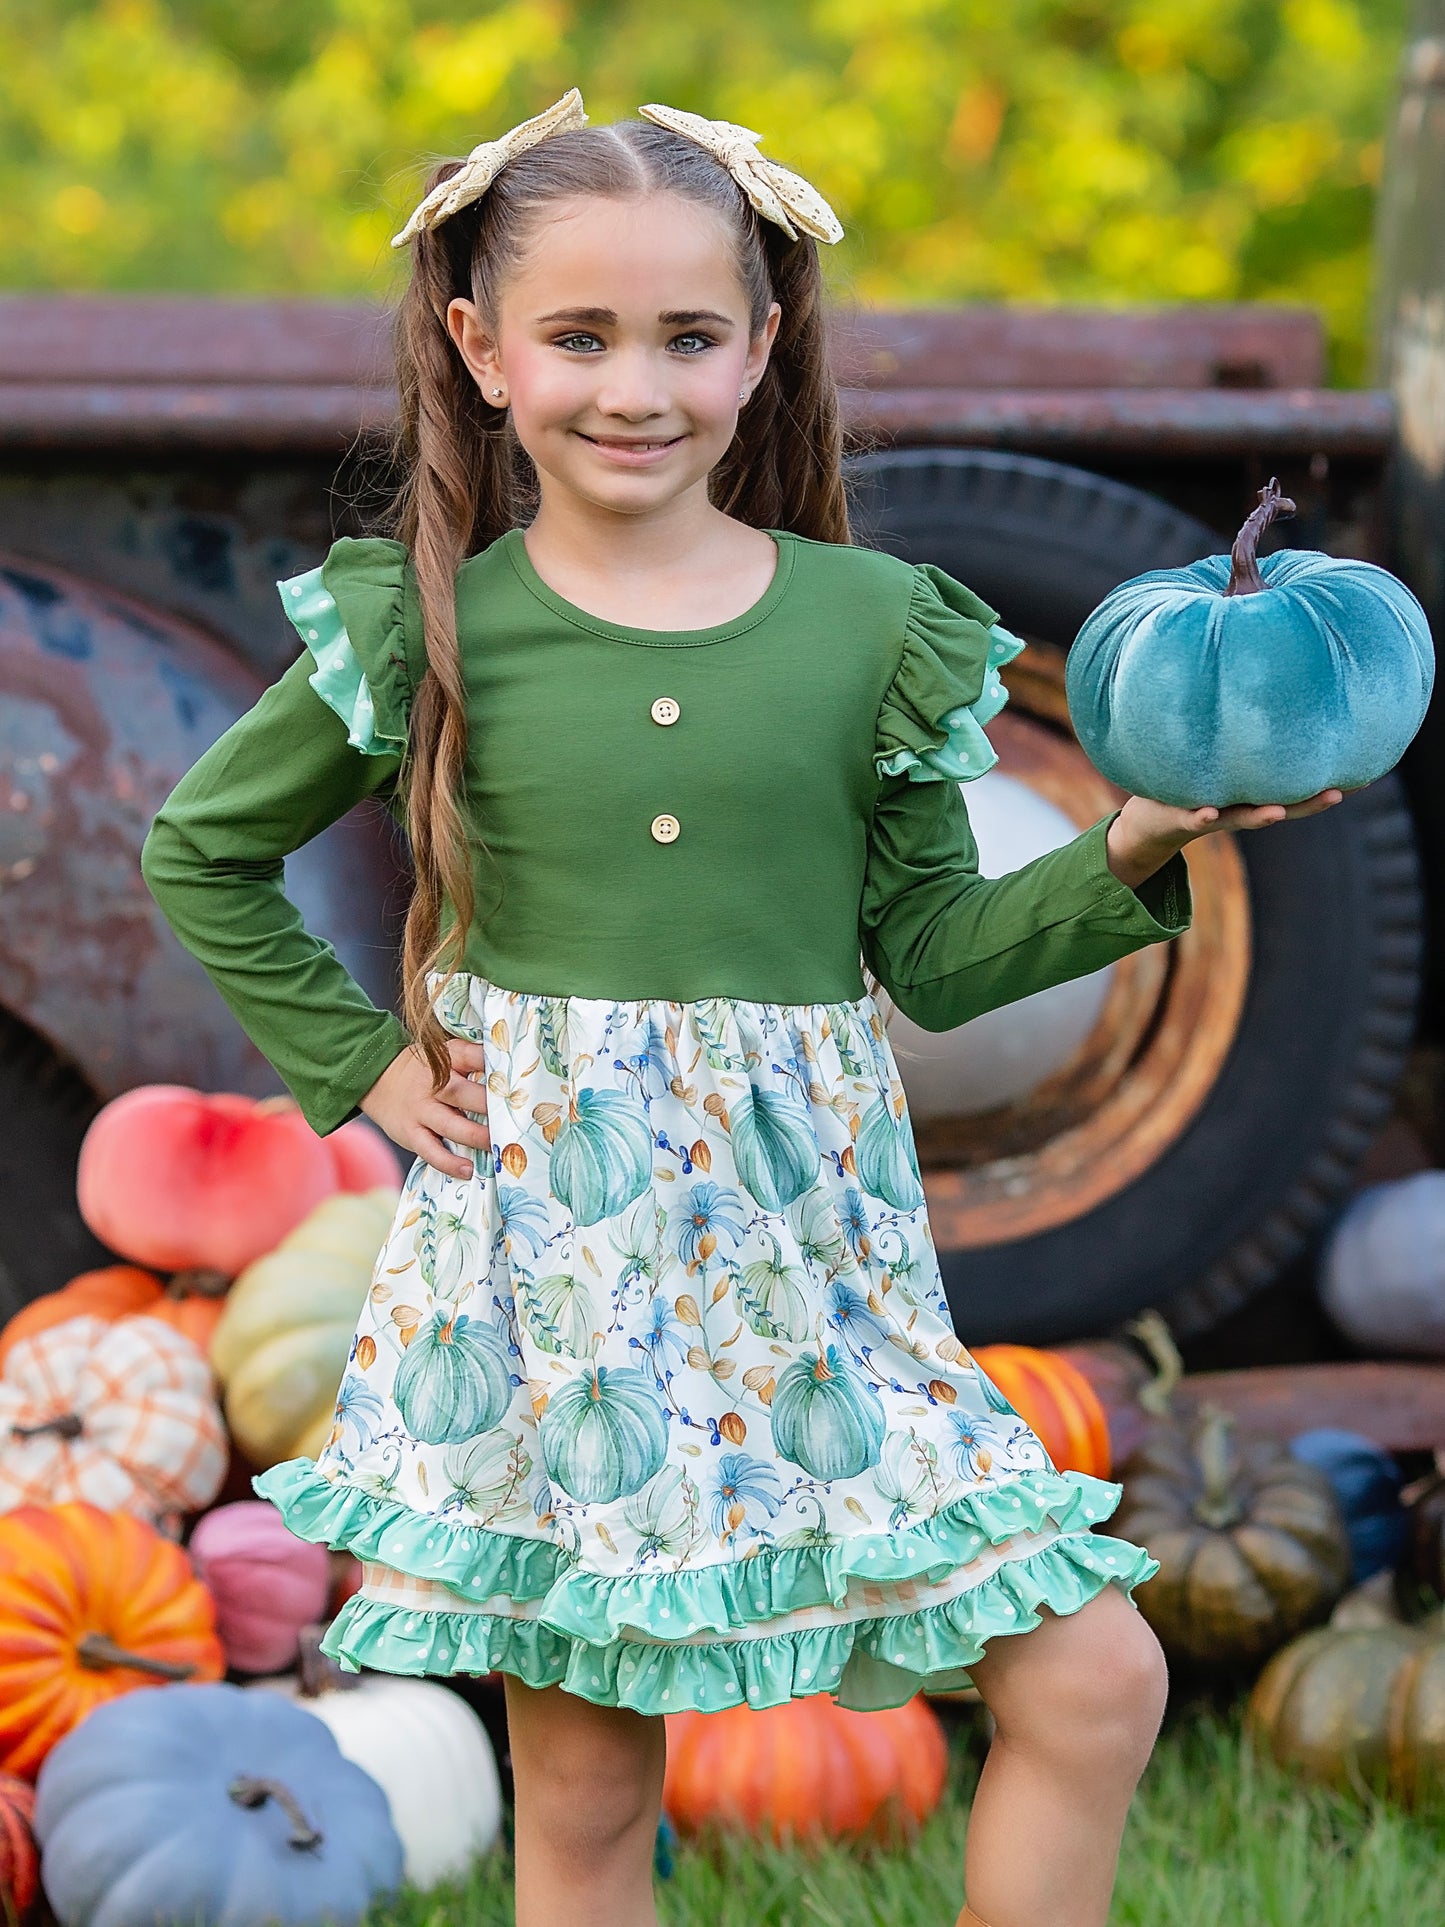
top-left (393, 1309), bottom-right (514, 1445)
top-left (1289, 1426), bottom-right (1406, 1585)
top-left (729, 1090), bottom-right (820, 1213)
top-left (550, 1089), bottom-right (653, 1228)
top-left (539, 1362), bottom-right (669, 1505)
top-left (1066, 480), bottom-right (1434, 807)
top-left (854, 1097), bottom-right (925, 1212)
top-left (770, 1343), bottom-right (885, 1481)
top-left (34, 1681), bottom-right (402, 1927)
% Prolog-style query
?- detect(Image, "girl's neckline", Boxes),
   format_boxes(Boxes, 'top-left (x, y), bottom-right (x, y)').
top-left (496, 526), bottom-right (797, 647)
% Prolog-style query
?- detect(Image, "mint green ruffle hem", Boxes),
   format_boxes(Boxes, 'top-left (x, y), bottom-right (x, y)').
top-left (255, 1455), bottom-right (1158, 1712)
top-left (319, 1526), bottom-right (1158, 1714)
top-left (252, 1457), bottom-right (563, 1602)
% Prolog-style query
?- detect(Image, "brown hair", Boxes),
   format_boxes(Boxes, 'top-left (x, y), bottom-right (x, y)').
top-left (389, 116), bottom-right (852, 1086)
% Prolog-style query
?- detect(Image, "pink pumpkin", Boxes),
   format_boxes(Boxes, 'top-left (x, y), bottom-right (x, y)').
top-left (188, 1501), bottom-right (331, 1675)
top-left (78, 1088), bottom-right (339, 1275)
top-left (329, 1119), bottom-right (403, 1194)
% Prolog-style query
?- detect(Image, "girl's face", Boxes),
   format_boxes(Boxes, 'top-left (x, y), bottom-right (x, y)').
top-left (448, 192), bottom-right (781, 519)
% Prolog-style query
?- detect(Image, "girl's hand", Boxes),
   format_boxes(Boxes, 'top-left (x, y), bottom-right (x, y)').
top-left (359, 1039), bottom-right (492, 1181)
top-left (1106, 787), bottom-right (1346, 891)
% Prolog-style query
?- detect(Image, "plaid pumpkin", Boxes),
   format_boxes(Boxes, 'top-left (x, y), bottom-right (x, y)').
top-left (0, 1315), bottom-right (226, 1526)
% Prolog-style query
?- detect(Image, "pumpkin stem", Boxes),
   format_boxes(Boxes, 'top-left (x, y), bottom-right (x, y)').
top-left (166, 1267), bottom-right (230, 1300)
top-left (1224, 477), bottom-right (1297, 597)
top-left (296, 1622), bottom-right (361, 1699)
top-left (75, 1633), bottom-right (197, 1680)
top-left (1122, 1309), bottom-right (1182, 1418)
top-left (1191, 1404), bottom-right (1246, 1529)
top-left (227, 1776), bottom-right (324, 1851)
top-left (11, 1412), bottom-right (83, 1441)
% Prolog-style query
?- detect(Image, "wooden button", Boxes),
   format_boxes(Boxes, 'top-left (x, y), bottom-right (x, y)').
top-left (650, 814), bottom-right (680, 844)
top-left (650, 696), bottom-right (681, 726)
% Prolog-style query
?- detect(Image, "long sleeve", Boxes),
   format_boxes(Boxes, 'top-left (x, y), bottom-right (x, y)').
top-left (861, 778), bottom-right (1190, 1031)
top-left (141, 539), bottom-right (418, 1135)
top-left (860, 558), bottom-right (1191, 1032)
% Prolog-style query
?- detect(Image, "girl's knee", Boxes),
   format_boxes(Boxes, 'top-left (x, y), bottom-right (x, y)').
top-left (988, 1587), bottom-right (1169, 1759)
top-left (511, 1699), bottom-right (664, 1858)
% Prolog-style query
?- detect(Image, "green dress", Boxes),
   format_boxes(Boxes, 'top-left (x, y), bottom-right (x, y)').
top-left (142, 525), bottom-right (1191, 1712)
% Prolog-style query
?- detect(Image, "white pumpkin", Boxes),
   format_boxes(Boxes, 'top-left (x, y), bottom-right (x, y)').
top-left (251, 1632), bottom-right (501, 1888)
top-left (1319, 1172), bottom-right (1445, 1358)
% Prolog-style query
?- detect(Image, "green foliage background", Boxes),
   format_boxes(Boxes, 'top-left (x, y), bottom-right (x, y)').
top-left (5, 0), bottom-right (1413, 379)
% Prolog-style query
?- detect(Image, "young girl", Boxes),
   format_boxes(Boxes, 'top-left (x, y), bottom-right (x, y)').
top-left (143, 89), bottom-right (1342, 1927)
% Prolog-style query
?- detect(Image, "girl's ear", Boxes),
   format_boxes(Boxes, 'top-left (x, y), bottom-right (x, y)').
top-left (446, 297), bottom-right (503, 400)
top-left (743, 300), bottom-right (783, 394)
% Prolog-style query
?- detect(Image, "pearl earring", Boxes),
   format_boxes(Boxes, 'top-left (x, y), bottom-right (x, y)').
top-left (492, 387), bottom-right (504, 399)
top-left (738, 388), bottom-right (748, 403)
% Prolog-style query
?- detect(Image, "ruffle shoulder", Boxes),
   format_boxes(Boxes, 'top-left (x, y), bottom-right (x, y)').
top-left (875, 561), bottom-right (1026, 784)
top-left (276, 536), bottom-right (415, 757)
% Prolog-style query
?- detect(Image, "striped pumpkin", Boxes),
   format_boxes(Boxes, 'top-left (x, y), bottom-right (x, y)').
top-left (970, 1344), bottom-right (1112, 1479)
top-left (0, 1771), bottom-right (37, 1919)
top-left (663, 1694), bottom-right (948, 1844)
top-left (0, 1315), bottom-right (227, 1527)
top-left (0, 1503), bottom-right (224, 1778)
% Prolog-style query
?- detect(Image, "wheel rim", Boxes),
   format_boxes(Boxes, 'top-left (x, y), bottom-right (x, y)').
top-left (899, 638), bottom-right (1253, 1246)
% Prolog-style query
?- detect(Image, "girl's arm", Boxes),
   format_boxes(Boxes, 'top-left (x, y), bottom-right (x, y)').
top-left (860, 774), bottom-right (1190, 1033)
top-left (140, 651), bottom-right (416, 1136)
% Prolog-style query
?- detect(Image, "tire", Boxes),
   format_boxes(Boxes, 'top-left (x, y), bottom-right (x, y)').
top-left (0, 1008), bottom-right (111, 1322)
top-left (846, 448), bottom-right (1424, 1343)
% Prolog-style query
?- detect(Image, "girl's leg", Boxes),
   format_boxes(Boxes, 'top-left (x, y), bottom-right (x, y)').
top-left (503, 1674), bottom-right (667, 1927)
top-left (957, 1578), bottom-right (1169, 1927)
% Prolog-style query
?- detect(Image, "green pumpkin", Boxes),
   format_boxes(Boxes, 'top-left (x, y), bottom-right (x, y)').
top-left (550, 1088), bottom-right (653, 1228)
top-left (770, 1343), bottom-right (885, 1481)
top-left (854, 1096), bottom-right (924, 1211)
top-left (736, 1237), bottom-right (810, 1340)
top-left (729, 1090), bottom-right (820, 1213)
top-left (539, 1362), bottom-right (670, 1505)
top-left (517, 1270), bottom-right (599, 1358)
top-left (393, 1309), bottom-right (514, 1445)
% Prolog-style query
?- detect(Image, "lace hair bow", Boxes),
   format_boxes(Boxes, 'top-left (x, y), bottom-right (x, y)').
top-left (390, 88), bottom-right (589, 247)
top-left (391, 89), bottom-right (843, 248)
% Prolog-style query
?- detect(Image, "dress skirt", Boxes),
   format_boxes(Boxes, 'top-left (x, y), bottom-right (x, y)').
top-left (255, 975), bottom-right (1158, 1713)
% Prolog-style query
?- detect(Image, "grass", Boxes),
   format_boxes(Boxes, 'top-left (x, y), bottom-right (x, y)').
top-left (366, 1696), bottom-right (1445, 1927)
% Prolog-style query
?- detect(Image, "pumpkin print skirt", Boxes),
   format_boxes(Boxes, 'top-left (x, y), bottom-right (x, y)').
top-left (255, 976), bottom-right (1158, 1712)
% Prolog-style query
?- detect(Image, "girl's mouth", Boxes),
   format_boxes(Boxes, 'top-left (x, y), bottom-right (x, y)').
top-left (578, 434), bottom-right (684, 464)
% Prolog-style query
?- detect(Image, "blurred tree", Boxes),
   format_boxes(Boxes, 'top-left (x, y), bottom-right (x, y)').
top-left (0, 0), bottom-right (1409, 379)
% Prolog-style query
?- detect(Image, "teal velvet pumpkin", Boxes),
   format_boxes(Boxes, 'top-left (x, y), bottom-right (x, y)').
top-left (1289, 1427), bottom-right (1406, 1585)
top-left (770, 1344), bottom-right (885, 1481)
top-left (1066, 483), bottom-right (1434, 807)
top-left (393, 1310), bottom-right (514, 1445)
top-left (33, 1681), bottom-right (402, 1927)
top-left (729, 1090), bottom-right (820, 1213)
top-left (539, 1362), bottom-right (669, 1504)
top-left (550, 1089), bottom-right (653, 1228)
top-left (854, 1097), bottom-right (925, 1212)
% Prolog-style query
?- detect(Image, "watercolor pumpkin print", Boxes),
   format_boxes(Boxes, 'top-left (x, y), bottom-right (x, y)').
top-left (260, 976), bottom-right (1158, 1711)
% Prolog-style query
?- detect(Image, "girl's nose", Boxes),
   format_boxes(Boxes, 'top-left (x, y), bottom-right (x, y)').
top-left (592, 349), bottom-right (674, 419)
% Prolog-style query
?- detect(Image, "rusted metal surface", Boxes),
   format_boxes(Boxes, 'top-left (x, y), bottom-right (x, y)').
top-left (919, 642), bottom-right (1253, 1249)
top-left (0, 549), bottom-right (402, 1101)
top-left (842, 387), bottom-right (1395, 459)
top-left (0, 297), bottom-right (1391, 462)
top-left (1169, 1361), bottom-right (1445, 1453)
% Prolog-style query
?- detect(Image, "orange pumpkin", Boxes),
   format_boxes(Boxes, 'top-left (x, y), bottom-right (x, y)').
top-left (0, 1503), bottom-right (224, 1778)
top-left (0, 1771), bottom-right (37, 1919)
top-left (0, 1315), bottom-right (227, 1526)
top-left (0, 1267), bottom-right (228, 1375)
top-left (970, 1344), bottom-right (1112, 1479)
top-left (662, 1694), bottom-right (948, 1844)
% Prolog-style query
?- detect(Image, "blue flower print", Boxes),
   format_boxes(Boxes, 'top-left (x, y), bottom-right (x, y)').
top-left (497, 1183), bottom-right (551, 1260)
top-left (825, 1277), bottom-right (892, 1347)
top-left (673, 1180), bottom-right (747, 1267)
top-left (706, 1450), bottom-right (784, 1540)
top-left (633, 1294), bottom-right (689, 1377)
top-left (945, 1410), bottom-right (1008, 1482)
top-left (333, 1372), bottom-right (385, 1454)
top-left (839, 1187), bottom-right (873, 1264)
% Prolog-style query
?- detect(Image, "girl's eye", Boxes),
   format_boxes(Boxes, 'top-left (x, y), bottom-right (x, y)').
top-left (551, 332), bottom-right (718, 354)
